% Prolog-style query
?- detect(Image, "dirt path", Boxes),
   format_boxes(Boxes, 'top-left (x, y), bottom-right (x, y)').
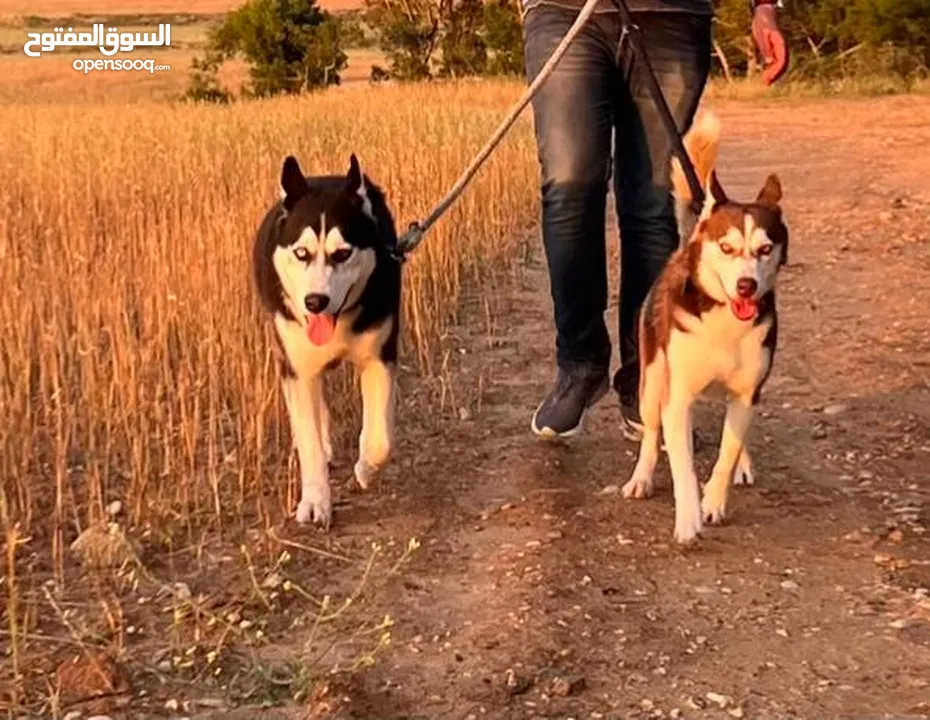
top-left (179, 96), bottom-right (930, 720)
top-left (304, 96), bottom-right (930, 720)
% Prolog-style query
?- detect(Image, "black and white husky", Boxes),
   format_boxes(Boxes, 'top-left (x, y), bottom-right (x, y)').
top-left (252, 154), bottom-right (401, 528)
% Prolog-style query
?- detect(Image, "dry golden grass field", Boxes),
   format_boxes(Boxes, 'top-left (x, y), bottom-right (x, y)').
top-left (2, 5), bottom-right (930, 720)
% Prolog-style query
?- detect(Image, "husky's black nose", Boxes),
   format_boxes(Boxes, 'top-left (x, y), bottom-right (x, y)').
top-left (736, 278), bottom-right (757, 298)
top-left (304, 293), bottom-right (330, 314)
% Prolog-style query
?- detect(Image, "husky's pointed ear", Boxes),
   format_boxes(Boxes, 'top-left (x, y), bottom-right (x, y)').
top-left (756, 173), bottom-right (782, 207)
top-left (699, 170), bottom-right (727, 221)
top-left (347, 153), bottom-right (362, 192)
top-left (280, 156), bottom-right (307, 210)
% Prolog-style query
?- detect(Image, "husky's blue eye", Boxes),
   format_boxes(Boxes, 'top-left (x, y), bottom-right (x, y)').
top-left (757, 244), bottom-right (774, 257)
top-left (294, 247), bottom-right (311, 262)
top-left (330, 248), bottom-right (353, 264)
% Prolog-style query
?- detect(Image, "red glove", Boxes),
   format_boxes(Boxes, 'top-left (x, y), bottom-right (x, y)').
top-left (751, 3), bottom-right (789, 85)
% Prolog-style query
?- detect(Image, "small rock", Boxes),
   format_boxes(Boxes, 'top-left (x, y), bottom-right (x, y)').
top-left (64, 712), bottom-right (83, 720)
top-left (550, 674), bottom-right (586, 697)
top-left (729, 708), bottom-right (745, 719)
top-left (706, 691), bottom-right (730, 708)
top-left (780, 580), bottom-right (800, 591)
top-left (823, 404), bottom-right (848, 416)
top-left (105, 500), bottom-right (122, 517)
top-left (164, 699), bottom-right (180, 711)
top-left (669, 710), bottom-right (682, 719)
top-left (504, 669), bottom-right (531, 696)
top-left (889, 619), bottom-right (909, 629)
top-left (887, 529), bottom-right (904, 544)
top-left (86, 716), bottom-right (114, 720)
top-left (811, 425), bottom-right (828, 440)
top-left (776, 628), bottom-right (789, 638)
top-left (599, 485), bottom-right (620, 496)
top-left (640, 699), bottom-right (655, 711)
top-left (458, 406), bottom-right (473, 421)
top-left (687, 696), bottom-right (707, 710)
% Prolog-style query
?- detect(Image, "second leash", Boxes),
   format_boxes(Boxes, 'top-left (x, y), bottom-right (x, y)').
top-left (394, 0), bottom-right (707, 261)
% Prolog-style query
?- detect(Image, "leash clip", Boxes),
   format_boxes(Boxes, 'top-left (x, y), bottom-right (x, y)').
top-left (394, 221), bottom-right (425, 262)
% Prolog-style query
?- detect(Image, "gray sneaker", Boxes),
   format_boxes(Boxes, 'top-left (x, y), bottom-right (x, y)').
top-left (613, 364), bottom-right (644, 442)
top-left (531, 367), bottom-right (609, 439)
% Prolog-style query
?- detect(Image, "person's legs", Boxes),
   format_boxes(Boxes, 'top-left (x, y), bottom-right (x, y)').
top-left (523, 6), bottom-right (616, 437)
top-left (611, 11), bottom-right (712, 436)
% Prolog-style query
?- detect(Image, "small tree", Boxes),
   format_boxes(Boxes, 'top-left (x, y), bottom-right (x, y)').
top-left (183, 50), bottom-right (233, 103)
top-left (364, 0), bottom-right (445, 80)
top-left (439, 0), bottom-right (488, 77)
top-left (188, 0), bottom-right (347, 100)
top-left (483, 0), bottom-right (524, 76)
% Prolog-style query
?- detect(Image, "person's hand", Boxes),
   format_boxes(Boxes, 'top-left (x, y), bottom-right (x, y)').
top-left (751, 3), bottom-right (788, 85)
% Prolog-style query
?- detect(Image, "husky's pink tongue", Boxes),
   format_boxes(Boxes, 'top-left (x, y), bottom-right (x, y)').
top-left (730, 298), bottom-right (758, 322)
top-left (307, 314), bottom-right (336, 345)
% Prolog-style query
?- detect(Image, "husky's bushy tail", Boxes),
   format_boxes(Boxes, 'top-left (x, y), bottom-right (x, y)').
top-left (671, 109), bottom-right (721, 245)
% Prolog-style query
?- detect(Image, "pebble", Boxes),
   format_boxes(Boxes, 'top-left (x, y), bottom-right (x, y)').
top-left (823, 404), bottom-right (848, 416)
top-left (729, 708), bottom-right (745, 719)
top-left (550, 674), bottom-right (585, 697)
top-left (164, 699), bottom-right (180, 711)
top-left (504, 669), bottom-right (531, 696)
top-left (64, 713), bottom-right (83, 720)
top-left (669, 710), bottom-right (682, 719)
top-left (706, 691), bottom-right (730, 708)
top-left (811, 425), bottom-right (828, 440)
top-left (106, 500), bottom-right (122, 517)
top-left (458, 406), bottom-right (473, 421)
top-left (780, 580), bottom-right (800, 591)
top-left (599, 485), bottom-right (620, 496)
top-left (687, 696), bottom-right (707, 710)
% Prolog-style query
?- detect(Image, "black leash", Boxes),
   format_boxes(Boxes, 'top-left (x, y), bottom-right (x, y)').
top-left (609, 0), bottom-right (707, 214)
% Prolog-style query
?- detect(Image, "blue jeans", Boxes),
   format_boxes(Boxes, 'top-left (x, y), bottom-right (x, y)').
top-left (523, 6), bottom-right (711, 375)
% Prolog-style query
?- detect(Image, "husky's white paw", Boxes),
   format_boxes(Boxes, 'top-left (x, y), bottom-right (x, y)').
top-left (674, 505), bottom-right (704, 544)
top-left (354, 459), bottom-right (377, 490)
top-left (622, 474), bottom-right (655, 500)
top-left (733, 453), bottom-right (754, 486)
top-left (701, 487), bottom-right (728, 525)
top-left (296, 487), bottom-right (332, 529)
